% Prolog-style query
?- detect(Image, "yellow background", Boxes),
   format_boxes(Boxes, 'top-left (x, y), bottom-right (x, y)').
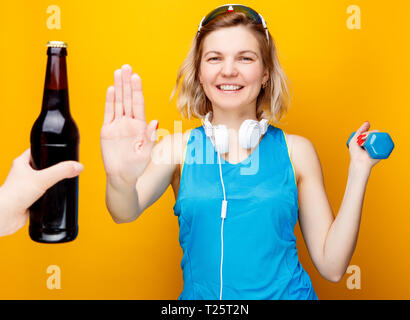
top-left (0, 0), bottom-right (409, 299)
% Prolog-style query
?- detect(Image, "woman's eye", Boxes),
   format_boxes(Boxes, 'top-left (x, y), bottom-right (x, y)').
top-left (208, 57), bottom-right (253, 61)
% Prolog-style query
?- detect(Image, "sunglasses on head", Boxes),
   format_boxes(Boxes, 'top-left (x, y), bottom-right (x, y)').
top-left (197, 4), bottom-right (269, 45)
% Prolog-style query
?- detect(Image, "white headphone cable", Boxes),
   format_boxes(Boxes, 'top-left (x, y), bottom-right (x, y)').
top-left (217, 150), bottom-right (228, 300)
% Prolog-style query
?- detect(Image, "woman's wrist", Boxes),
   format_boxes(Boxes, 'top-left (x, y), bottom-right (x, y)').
top-left (348, 161), bottom-right (371, 180)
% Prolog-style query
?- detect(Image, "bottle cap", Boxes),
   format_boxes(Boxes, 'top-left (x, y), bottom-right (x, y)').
top-left (46, 41), bottom-right (68, 48)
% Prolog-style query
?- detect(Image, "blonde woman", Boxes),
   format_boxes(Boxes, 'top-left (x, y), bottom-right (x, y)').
top-left (101, 4), bottom-right (380, 300)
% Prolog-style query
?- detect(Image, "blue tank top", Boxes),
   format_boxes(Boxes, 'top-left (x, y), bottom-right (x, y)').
top-left (173, 124), bottom-right (318, 300)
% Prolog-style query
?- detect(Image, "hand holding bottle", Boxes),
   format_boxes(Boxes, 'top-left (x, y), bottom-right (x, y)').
top-left (101, 64), bottom-right (158, 190)
top-left (0, 149), bottom-right (83, 237)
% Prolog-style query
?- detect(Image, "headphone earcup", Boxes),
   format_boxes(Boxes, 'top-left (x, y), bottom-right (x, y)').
top-left (239, 120), bottom-right (261, 149)
top-left (239, 119), bottom-right (269, 149)
top-left (203, 111), bottom-right (229, 154)
top-left (213, 125), bottom-right (229, 154)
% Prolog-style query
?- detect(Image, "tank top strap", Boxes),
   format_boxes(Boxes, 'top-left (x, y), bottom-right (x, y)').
top-left (180, 128), bottom-right (193, 177)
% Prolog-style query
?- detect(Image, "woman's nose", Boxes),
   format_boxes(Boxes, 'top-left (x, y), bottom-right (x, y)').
top-left (220, 60), bottom-right (238, 76)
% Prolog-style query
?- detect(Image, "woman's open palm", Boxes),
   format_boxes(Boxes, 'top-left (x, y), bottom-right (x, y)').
top-left (101, 64), bottom-right (158, 188)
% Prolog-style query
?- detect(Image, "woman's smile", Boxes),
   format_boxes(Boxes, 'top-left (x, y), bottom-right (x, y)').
top-left (215, 85), bottom-right (245, 94)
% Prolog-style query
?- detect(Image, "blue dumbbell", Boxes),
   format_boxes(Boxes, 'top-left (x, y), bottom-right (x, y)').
top-left (346, 132), bottom-right (394, 159)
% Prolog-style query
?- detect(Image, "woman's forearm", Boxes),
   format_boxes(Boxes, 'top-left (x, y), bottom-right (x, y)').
top-left (105, 177), bottom-right (141, 224)
top-left (322, 163), bottom-right (371, 281)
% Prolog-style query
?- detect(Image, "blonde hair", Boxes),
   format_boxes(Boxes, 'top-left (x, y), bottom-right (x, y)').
top-left (169, 11), bottom-right (291, 125)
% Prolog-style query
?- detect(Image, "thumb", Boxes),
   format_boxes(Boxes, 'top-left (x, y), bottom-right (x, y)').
top-left (36, 161), bottom-right (84, 190)
top-left (147, 120), bottom-right (159, 144)
top-left (356, 121), bottom-right (370, 136)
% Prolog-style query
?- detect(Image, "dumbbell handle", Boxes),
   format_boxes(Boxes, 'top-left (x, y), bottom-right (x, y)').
top-left (346, 131), bottom-right (394, 159)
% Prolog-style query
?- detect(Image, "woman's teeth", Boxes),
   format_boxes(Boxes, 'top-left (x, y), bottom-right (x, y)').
top-left (216, 85), bottom-right (244, 92)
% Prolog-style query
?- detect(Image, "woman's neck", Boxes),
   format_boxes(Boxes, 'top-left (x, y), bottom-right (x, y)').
top-left (210, 108), bottom-right (258, 133)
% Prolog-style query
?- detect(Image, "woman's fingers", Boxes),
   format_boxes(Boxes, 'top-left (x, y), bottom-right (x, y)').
top-left (356, 121), bottom-right (370, 136)
top-left (131, 73), bottom-right (146, 121)
top-left (351, 121), bottom-right (370, 147)
top-left (122, 64), bottom-right (133, 117)
top-left (104, 86), bottom-right (115, 125)
top-left (114, 69), bottom-right (123, 118)
top-left (108, 67), bottom-right (146, 122)
top-left (357, 129), bottom-right (380, 146)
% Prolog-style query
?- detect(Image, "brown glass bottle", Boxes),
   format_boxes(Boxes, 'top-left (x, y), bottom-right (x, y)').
top-left (29, 41), bottom-right (80, 243)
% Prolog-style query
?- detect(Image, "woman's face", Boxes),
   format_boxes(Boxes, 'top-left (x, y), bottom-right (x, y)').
top-left (199, 25), bottom-right (269, 114)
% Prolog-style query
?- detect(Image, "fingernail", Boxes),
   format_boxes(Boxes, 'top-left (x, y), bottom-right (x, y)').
top-left (74, 163), bottom-right (84, 172)
top-left (156, 121), bottom-right (159, 130)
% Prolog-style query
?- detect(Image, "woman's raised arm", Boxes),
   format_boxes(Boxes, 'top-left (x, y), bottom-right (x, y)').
top-left (293, 122), bottom-right (381, 282)
top-left (101, 64), bottom-right (159, 223)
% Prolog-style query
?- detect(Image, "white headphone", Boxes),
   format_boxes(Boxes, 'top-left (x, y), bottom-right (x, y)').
top-left (201, 110), bottom-right (269, 300)
top-left (202, 111), bottom-right (269, 154)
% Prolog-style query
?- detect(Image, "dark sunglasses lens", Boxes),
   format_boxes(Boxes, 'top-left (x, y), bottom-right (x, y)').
top-left (203, 6), bottom-right (230, 26)
top-left (234, 6), bottom-right (261, 22)
top-left (202, 5), bottom-right (261, 27)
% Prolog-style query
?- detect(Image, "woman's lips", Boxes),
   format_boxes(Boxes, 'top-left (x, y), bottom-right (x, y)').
top-left (215, 86), bottom-right (245, 94)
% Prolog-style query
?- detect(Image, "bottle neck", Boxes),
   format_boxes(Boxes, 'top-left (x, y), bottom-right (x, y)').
top-left (44, 48), bottom-right (68, 90)
top-left (42, 48), bottom-right (70, 113)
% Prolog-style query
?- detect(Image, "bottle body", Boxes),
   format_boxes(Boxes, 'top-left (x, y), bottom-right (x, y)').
top-left (29, 42), bottom-right (80, 243)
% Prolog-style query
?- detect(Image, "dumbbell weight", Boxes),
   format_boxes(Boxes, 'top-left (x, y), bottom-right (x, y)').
top-left (346, 132), bottom-right (394, 159)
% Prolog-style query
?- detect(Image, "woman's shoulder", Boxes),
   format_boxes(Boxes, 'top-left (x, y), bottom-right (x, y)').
top-left (282, 131), bottom-right (315, 151)
top-left (282, 132), bottom-right (319, 185)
